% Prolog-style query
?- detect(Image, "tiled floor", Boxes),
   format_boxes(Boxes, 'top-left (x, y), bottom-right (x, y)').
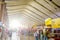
top-left (20, 34), bottom-right (35, 40)
top-left (11, 32), bottom-right (20, 40)
top-left (2, 33), bottom-right (35, 40)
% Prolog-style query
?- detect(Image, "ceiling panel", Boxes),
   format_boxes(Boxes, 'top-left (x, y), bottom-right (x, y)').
top-left (35, 0), bottom-right (56, 13)
top-left (6, 0), bottom-right (60, 25)
top-left (25, 9), bottom-right (44, 21)
top-left (43, 0), bottom-right (58, 8)
top-left (29, 1), bottom-right (58, 18)
top-left (35, 0), bottom-right (60, 17)
top-left (53, 0), bottom-right (60, 6)
top-left (6, 5), bottom-right (26, 11)
top-left (26, 6), bottom-right (49, 19)
top-left (23, 11), bottom-right (44, 23)
top-left (7, 9), bottom-right (23, 12)
top-left (5, 0), bottom-right (33, 6)
top-left (23, 12), bottom-right (42, 23)
top-left (22, 14), bottom-right (41, 24)
top-left (5, 0), bottom-right (17, 1)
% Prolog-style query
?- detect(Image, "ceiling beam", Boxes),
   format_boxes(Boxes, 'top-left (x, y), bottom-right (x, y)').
top-left (23, 13), bottom-right (41, 24)
top-left (6, 4), bottom-right (27, 7)
top-left (7, 9), bottom-right (23, 12)
top-left (25, 9), bottom-right (44, 21)
top-left (28, 4), bottom-right (53, 18)
top-left (26, 6), bottom-right (49, 19)
top-left (23, 10), bottom-right (44, 23)
top-left (25, 7), bottom-right (45, 19)
top-left (43, 0), bottom-right (58, 9)
top-left (43, 0), bottom-right (60, 17)
top-left (22, 15), bottom-right (36, 24)
top-left (7, 8), bottom-right (24, 11)
top-left (49, 0), bottom-right (60, 8)
top-left (34, 0), bottom-right (60, 17)
top-left (26, 8), bottom-right (45, 19)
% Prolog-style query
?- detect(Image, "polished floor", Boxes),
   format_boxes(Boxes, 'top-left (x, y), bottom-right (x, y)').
top-left (1, 32), bottom-right (35, 40)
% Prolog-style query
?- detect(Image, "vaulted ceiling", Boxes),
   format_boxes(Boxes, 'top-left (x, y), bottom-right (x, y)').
top-left (5, 0), bottom-right (60, 26)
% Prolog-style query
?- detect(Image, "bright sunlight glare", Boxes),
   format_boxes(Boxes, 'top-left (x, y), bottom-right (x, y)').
top-left (9, 19), bottom-right (20, 30)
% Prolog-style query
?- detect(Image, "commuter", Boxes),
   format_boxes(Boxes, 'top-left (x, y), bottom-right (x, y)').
top-left (8, 31), bottom-right (12, 40)
top-left (34, 31), bottom-right (39, 40)
top-left (38, 30), bottom-right (40, 40)
top-left (39, 30), bottom-right (43, 40)
top-left (43, 28), bottom-right (48, 40)
top-left (11, 32), bottom-right (18, 40)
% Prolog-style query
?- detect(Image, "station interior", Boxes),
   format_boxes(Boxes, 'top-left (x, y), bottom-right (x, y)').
top-left (0, 0), bottom-right (60, 40)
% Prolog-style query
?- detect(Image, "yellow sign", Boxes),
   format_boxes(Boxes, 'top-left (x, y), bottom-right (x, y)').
top-left (32, 24), bottom-right (37, 29)
top-left (45, 18), bottom-right (52, 26)
top-left (52, 18), bottom-right (60, 28)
